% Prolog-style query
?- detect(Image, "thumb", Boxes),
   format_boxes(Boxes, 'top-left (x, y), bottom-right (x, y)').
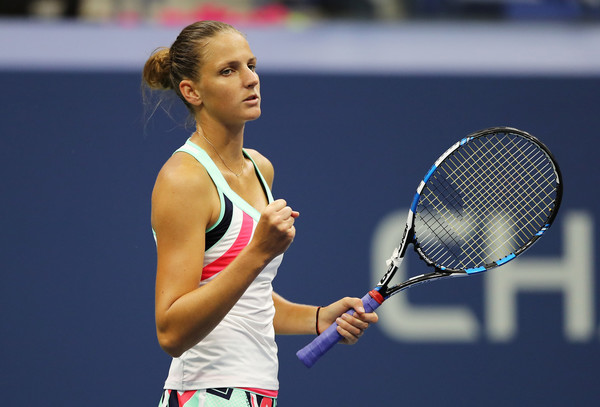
top-left (349, 298), bottom-right (366, 314)
top-left (338, 297), bottom-right (365, 315)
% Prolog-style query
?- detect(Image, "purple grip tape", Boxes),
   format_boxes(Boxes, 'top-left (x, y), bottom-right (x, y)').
top-left (296, 291), bottom-right (383, 368)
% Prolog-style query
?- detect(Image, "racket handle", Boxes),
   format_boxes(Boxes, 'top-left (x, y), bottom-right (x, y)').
top-left (296, 290), bottom-right (384, 368)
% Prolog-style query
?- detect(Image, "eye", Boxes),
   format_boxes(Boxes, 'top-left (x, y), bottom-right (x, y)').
top-left (220, 68), bottom-right (233, 76)
top-left (248, 64), bottom-right (256, 72)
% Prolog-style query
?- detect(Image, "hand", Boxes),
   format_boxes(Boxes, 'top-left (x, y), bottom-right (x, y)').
top-left (318, 297), bottom-right (379, 345)
top-left (249, 199), bottom-right (299, 261)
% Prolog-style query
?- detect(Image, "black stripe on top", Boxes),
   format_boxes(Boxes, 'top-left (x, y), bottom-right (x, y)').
top-left (205, 194), bottom-right (233, 251)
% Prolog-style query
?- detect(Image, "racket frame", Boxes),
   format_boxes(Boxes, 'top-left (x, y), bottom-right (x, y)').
top-left (296, 126), bottom-right (562, 368)
top-left (376, 127), bottom-right (562, 299)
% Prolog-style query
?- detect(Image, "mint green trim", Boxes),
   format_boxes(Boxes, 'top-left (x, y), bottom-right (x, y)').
top-left (174, 143), bottom-right (226, 231)
top-left (243, 149), bottom-right (274, 203)
top-left (176, 139), bottom-right (273, 221)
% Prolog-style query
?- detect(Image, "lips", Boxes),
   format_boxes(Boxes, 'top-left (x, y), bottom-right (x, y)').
top-left (244, 94), bottom-right (259, 102)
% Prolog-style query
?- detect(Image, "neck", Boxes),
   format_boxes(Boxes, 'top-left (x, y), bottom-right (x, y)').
top-left (192, 122), bottom-right (247, 177)
top-left (192, 118), bottom-right (245, 159)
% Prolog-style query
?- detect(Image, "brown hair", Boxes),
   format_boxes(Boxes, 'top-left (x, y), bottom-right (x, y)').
top-left (142, 20), bottom-right (242, 111)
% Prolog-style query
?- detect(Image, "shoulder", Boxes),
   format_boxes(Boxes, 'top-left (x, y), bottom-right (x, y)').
top-left (152, 151), bottom-right (219, 228)
top-left (154, 151), bottom-right (211, 195)
top-left (245, 148), bottom-right (274, 188)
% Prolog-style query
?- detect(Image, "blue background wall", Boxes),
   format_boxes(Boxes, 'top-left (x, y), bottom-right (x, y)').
top-left (1, 23), bottom-right (599, 406)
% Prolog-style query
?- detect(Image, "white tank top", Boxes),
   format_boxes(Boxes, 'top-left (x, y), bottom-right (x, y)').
top-left (162, 139), bottom-right (281, 391)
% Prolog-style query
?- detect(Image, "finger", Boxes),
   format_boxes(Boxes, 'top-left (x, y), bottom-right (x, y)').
top-left (341, 313), bottom-right (369, 331)
top-left (360, 311), bottom-right (379, 324)
top-left (336, 323), bottom-right (359, 345)
top-left (343, 297), bottom-right (366, 315)
top-left (269, 199), bottom-right (287, 212)
top-left (286, 225), bottom-right (296, 238)
top-left (279, 206), bottom-right (293, 219)
top-left (351, 302), bottom-right (379, 324)
top-left (337, 314), bottom-right (364, 337)
top-left (280, 214), bottom-right (296, 229)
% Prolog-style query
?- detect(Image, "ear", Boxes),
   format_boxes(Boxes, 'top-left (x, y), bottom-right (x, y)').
top-left (179, 79), bottom-right (202, 106)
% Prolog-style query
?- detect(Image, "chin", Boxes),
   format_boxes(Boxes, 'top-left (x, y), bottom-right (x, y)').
top-left (246, 109), bottom-right (262, 122)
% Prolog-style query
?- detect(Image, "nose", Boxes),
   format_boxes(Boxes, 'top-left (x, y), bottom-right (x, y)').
top-left (243, 67), bottom-right (259, 88)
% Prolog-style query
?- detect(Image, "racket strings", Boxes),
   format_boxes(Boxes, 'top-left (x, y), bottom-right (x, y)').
top-left (450, 147), bottom-right (537, 261)
top-left (451, 140), bottom-right (554, 265)
top-left (444, 135), bottom-right (555, 264)
top-left (420, 143), bottom-right (513, 266)
top-left (465, 136), bottom-right (557, 235)
top-left (450, 137), bottom-right (553, 246)
top-left (414, 131), bottom-right (559, 270)
top-left (470, 137), bottom-right (557, 223)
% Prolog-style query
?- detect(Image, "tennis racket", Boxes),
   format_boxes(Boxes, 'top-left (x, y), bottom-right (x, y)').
top-left (297, 126), bottom-right (563, 368)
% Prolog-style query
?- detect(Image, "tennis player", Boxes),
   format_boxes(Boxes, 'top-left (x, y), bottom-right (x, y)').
top-left (143, 21), bottom-right (378, 407)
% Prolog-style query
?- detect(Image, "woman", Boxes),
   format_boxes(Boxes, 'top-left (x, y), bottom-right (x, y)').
top-left (143, 21), bottom-right (378, 407)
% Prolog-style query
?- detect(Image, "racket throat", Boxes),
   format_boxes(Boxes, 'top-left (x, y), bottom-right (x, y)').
top-left (376, 263), bottom-right (398, 298)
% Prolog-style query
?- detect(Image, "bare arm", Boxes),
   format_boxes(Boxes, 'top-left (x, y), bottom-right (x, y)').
top-left (272, 292), bottom-right (317, 335)
top-left (273, 292), bottom-right (379, 344)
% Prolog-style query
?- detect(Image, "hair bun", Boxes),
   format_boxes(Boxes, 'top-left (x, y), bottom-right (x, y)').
top-left (142, 47), bottom-right (173, 90)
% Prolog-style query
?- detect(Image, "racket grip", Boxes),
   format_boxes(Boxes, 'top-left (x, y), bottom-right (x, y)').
top-left (296, 290), bottom-right (384, 368)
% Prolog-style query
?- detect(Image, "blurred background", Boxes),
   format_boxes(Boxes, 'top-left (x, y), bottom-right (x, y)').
top-left (1, 1), bottom-right (598, 407)
top-left (1, 0), bottom-right (600, 22)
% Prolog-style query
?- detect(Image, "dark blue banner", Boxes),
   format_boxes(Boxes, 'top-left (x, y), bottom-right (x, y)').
top-left (1, 71), bottom-right (597, 406)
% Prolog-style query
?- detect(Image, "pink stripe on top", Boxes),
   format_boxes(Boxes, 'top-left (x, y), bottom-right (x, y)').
top-left (201, 211), bottom-right (254, 280)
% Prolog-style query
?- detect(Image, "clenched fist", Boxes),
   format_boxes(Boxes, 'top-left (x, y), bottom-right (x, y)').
top-left (249, 199), bottom-right (299, 261)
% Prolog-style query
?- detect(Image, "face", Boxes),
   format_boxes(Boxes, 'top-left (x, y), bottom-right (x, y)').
top-left (194, 31), bottom-right (261, 126)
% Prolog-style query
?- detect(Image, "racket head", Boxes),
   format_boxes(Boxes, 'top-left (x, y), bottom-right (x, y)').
top-left (411, 127), bottom-right (562, 275)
